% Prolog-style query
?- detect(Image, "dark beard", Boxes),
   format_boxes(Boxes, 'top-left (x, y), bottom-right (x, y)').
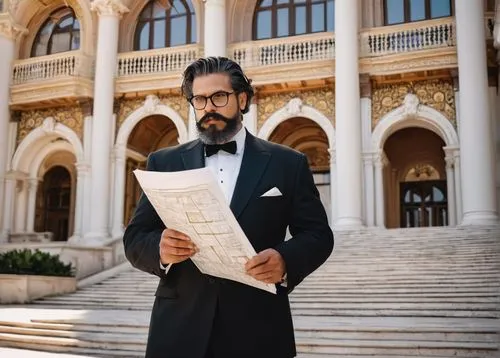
top-left (196, 112), bottom-right (242, 145)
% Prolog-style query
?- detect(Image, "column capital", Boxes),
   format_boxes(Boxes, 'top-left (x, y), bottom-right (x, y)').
top-left (362, 152), bottom-right (375, 163)
top-left (373, 150), bottom-right (388, 168)
top-left (75, 162), bottom-right (91, 173)
top-left (0, 13), bottom-right (27, 40)
top-left (328, 148), bottom-right (336, 164)
top-left (91, 0), bottom-right (129, 18)
top-left (359, 74), bottom-right (372, 99)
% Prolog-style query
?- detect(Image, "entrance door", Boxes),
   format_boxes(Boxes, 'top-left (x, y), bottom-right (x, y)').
top-left (38, 166), bottom-right (72, 241)
top-left (400, 180), bottom-right (447, 228)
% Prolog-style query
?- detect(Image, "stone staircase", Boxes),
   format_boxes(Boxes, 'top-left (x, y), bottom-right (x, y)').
top-left (0, 226), bottom-right (499, 357)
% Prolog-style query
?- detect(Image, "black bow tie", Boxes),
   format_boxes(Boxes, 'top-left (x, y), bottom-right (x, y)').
top-left (205, 141), bottom-right (237, 157)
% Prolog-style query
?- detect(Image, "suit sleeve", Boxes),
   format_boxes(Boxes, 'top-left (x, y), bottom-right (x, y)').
top-left (275, 154), bottom-right (334, 292)
top-left (123, 153), bottom-right (168, 278)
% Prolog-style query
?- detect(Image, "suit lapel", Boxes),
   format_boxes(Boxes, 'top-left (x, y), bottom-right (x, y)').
top-left (180, 140), bottom-right (205, 170)
top-left (230, 132), bottom-right (271, 219)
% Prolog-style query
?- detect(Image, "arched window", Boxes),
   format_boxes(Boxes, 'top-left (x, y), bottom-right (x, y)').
top-left (31, 8), bottom-right (80, 57)
top-left (134, 0), bottom-right (196, 50)
top-left (384, 0), bottom-right (452, 25)
top-left (253, 0), bottom-right (335, 40)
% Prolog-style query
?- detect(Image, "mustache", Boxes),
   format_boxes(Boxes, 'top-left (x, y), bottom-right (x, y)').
top-left (198, 112), bottom-right (231, 124)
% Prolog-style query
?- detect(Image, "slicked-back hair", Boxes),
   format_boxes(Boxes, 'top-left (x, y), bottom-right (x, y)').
top-left (181, 57), bottom-right (254, 114)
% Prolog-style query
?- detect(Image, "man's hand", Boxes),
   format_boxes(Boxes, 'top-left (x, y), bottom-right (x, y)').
top-left (245, 249), bottom-right (286, 284)
top-left (159, 229), bottom-right (198, 265)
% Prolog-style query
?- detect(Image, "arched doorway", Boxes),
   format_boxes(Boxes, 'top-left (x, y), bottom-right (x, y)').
top-left (35, 166), bottom-right (73, 241)
top-left (383, 127), bottom-right (447, 228)
top-left (268, 117), bottom-right (331, 220)
top-left (124, 115), bottom-right (179, 224)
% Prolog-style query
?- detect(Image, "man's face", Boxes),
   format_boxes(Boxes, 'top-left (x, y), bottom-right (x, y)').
top-left (191, 73), bottom-right (247, 144)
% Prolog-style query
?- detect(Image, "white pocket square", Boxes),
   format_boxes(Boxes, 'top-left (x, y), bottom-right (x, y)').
top-left (261, 187), bottom-right (282, 197)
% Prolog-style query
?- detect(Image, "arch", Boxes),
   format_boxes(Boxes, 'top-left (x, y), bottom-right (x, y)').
top-left (30, 141), bottom-right (76, 178)
top-left (228, 0), bottom-right (259, 42)
top-left (14, 0), bottom-right (94, 58)
top-left (12, 117), bottom-right (84, 174)
top-left (371, 100), bottom-right (459, 150)
top-left (116, 96), bottom-right (189, 146)
top-left (257, 98), bottom-right (335, 149)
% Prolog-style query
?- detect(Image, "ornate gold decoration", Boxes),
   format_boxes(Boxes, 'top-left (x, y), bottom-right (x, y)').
top-left (257, 88), bottom-right (334, 130)
top-left (116, 95), bottom-right (190, 133)
top-left (372, 79), bottom-right (455, 129)
top-left (17, 106), bottom-right (84, 144)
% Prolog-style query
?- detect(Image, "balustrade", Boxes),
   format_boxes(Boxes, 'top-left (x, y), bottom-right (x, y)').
top-left (230, 33), bottom-right (335, 68)
top-left (361, 18), bottom-right (456, 57)
top-left (12, 52), bottom-right (93, 85)
top-left (117, 45), bottom-right (201, 77)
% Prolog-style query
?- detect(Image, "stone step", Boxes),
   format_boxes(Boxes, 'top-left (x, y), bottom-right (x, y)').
top-left (1, 324), bottom-right (496, 348)
top-left (295, 337), bottom-right (499, 356)
top-left (290, 309), bottom-right (498, 318)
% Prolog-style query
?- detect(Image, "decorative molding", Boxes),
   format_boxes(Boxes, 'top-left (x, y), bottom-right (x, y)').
top-left (0, 13), bottom-right (27, 40)
top-left (371, 79), bottom-right (456, 129)
top-left (17, 106), bottom-right (84, 144)
top-left (402, 93), bottom-right (420, 118)
top-left (257, 88), bottom-right (334, 130)
top-left (91, 0), bottom-right (129, 17)
top-left (117, 95), bottom-right (189, 132)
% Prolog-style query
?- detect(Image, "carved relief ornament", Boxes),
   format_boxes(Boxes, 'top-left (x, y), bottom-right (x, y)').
top-left (0, 13), bottom-right (27, 40)
top-left (371, 80), bottom-right (456, 129)
top-left (91, 0), bottom-right (129, 17)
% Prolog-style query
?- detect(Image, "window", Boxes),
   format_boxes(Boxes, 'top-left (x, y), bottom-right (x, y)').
top-left (31, 7), bottom-right (80, 57)
top-left (384, 0), bottom-right (452, 25)
top-left (134, 0), bottom-right (196, 50)
top-left (253, 0), bottom-right (334, 40)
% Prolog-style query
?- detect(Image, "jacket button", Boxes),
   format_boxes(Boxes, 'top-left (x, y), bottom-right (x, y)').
top-left (208, 277), bottom-right (215, 284)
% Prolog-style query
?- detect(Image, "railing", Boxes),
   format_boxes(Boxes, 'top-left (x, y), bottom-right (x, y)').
top-left (360, 17), bottom-right (455, 57)
top-left (12, 51), bottom-right (93, 85)
top-left (230, 32), bottom-right (335, 68)
top-left (117, 44), bottom-right (201, 77)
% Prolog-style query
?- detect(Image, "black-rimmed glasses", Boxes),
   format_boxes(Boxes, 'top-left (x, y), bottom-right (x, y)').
top-left (189, 91), bottom-right (235, 110)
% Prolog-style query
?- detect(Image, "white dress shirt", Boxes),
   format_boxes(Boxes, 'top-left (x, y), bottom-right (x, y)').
top-left (205, 126), bottom-right (246, 204)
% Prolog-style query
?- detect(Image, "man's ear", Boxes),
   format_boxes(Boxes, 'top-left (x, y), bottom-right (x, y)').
top-left (238, 92), bottom-right (248, 112)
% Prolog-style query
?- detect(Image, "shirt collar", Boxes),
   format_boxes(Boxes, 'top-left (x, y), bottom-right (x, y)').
top-left (232, 126), bottom-right (246, 156)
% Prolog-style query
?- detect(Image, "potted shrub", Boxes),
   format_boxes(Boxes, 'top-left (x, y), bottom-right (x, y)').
top-left (0, 249), bottom-right (76, 303)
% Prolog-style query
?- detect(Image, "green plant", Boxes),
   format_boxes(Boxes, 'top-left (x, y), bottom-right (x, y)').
top-left (0, 249), bottom-right (75, 277)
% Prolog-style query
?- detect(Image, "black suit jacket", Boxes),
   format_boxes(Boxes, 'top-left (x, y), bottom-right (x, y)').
top-left (123, 131), bottom-right (334, 358)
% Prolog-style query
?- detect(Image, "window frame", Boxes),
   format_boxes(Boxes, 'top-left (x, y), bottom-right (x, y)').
top-left (31, 7), bottom-right (80, 57)
top-left (252, 0), bottom-right (334, 40)
top-left (383, 0), bottom-right (454, 26)
top-left (133, 0), bottom-right (196, 51)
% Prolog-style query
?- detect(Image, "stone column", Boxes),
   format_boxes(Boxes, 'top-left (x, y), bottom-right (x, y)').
top-left (243, 97), bottom-right (258, 135)
top-left (363, 153), bottom-right (375, 227)
top-left (188, 106), bottom-right (197, 141)
top-left (204, 0), bottom-right (226, 57)
top-left (26, 178), bottom-right (39, 232)
top-left (329, 149), bottom-right (337, 225)
top-left (335, 0), bottom-right (363, 228)
top-left (70, 162), bottom-right (90, 241)
top-left (374, 152), bottom-right (386, 228)
top-left (455, 0), bottom-right (498, 224)
top-left (444, 148), bottom-right (457, 227)
top-left (360, 75), bottom-right (373, 226)
top-left (111, 144), bottom-right (126, 238)
top-left (453, 150), bottom-right (463, 224)
top-left (0, 16), bottom-right (25, 231)
top-left (85, 0), bottom-right (128, 242)
top-left (14, 178), bottom-right (27, 232)
top-left (0, 174), bottom-right (16, 242)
